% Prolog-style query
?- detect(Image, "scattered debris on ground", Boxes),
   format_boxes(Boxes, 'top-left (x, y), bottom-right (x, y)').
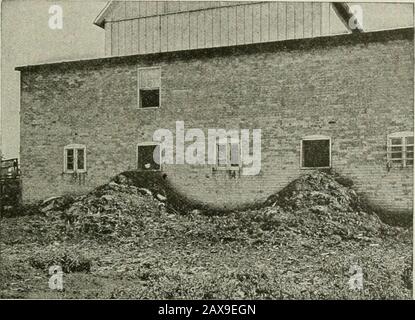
top-left (40, 181), bottom-right (164, 239)
top-left (28, 246), bottom-right (92, 273)
top-left (32, 170), bottom-right (410, 242)
top-left (1, 170), bottom-right (412, 299)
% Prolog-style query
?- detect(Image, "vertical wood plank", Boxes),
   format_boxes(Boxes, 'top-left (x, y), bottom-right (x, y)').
top-left (277, 1), bottom-right (286, 40)
top-left (212, 8), bottom-right (221, 47)
top-left (139, 18), bottom-right (146, 54)
top-left (167, 1), bottom-right (180, 14)
top-left (294, 2), bottom-right (303, 39)
top-left (220, 7), bottom-right (228, 47)
top-left (112, 22), bottom-right (119, 56)
top-left (145, 18), bottom-right (153, 53)
top-left (105, 22), bottom-right (112, 56)
top-left (151, 17), bottom-right (158, 53)
top-left (260, 2), bottom-right (269, 42)
top-left (146, 1), bottom-right (157, 16)
top-left (228, 6), bottom-right (237, 46)
top-left (119, 20), bottom-right (126, 55)
top-left (160, 15), bottom-right (168, 52)
top-left (113, 1), bottom-right (126, 20)
top-left (236, 5), bottom-right (245, 45)
top-left (303, 2), bottom-right (313, 38)
top-left (244, 4), bottom-right (253, 44)
top-left (139, 1), bottom-right (147, 18)
top-left (269, 1), bottom-right (278, 41)
top-left (174, 13), bottom-right (183, 51)
top-left (156, 1), bottom-right (166, 16)
top-left (182, 12), bottom-right (190, 50)
top-left (205, 9), bottom-right (213, 48)
top-left (321, 2), bottom-right (330, 36)
top-left (197, 10), bottom-right (205, 48)
top-left (153, 16), bottom-right (161, 53)
top-left (132, 19), bottom-right (139, 54)
top-left (125, 1), bottom-right (133, 19)
top-left (187, 1), bottom-right (199, 12)
top-left (131, 1), bottom-right (139, 19)
top-left (252, 3), bottom-right (261, 43)
top-left (179, 1), bottom-right (188, 12)
top-left (312, 2), bottom-right (322, 37)
top-left (167, 14), bottom-right (176, 51)
top-left (125, 20), bottom-right (132, 54)
top-left (286, 2), bottom-right (295, 39)
top-left (189, 11), bottom-right (198, 49)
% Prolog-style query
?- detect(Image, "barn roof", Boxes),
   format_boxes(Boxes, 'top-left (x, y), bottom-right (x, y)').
top-left (94, 1), bottom-right (361, 33)
top-left (16, 27), bottom-right (412, 72)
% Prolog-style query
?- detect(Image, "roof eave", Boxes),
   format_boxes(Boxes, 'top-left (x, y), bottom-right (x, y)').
top-left (332, 2), bottom-right (364, 33)
top-left (93, 0), bottom-right (113, 28)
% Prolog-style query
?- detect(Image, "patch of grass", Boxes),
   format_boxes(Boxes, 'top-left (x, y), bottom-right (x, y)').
top-left (0, 213), bottom-right (412, 299)
top-left (1, 171), bottom-right (412, 299)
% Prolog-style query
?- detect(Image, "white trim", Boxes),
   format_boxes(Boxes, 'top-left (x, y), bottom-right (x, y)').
top-left (300, 135), bottom-right (332, 169)
top-left (214, 139), bottom-right (241, 171)
top-left (93, 1), bottom-right (113, 28)
top-left (63, 144), bottom-right (87, 173)
top-left (136, 142), bottom-right (162, 171)
top-left (387, 131), bottom-right (413, 138)
top-left (387, 131), bottom-right (414, 167)
top-left (137, 66), bottom-right (161, 109)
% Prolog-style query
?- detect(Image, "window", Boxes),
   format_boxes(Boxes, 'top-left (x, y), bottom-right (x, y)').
top-left (387, 132), bottom-right (414, 167)
top-left (301, 136), bottom-right (331, 168)
top-left (138, 67), bottom-right (160, 108)
top-left (216, 140), bottom-right (240, 170)
top-left (64, 144), bottom-right (86, 173)
top-left (137, 144), bottom-right (161, 171)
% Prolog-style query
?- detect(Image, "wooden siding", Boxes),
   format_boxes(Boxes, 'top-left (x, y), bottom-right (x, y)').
top-left (107, 1), bottom-right (250, 20)
top-left (104, 1), bottom-right (349, 56)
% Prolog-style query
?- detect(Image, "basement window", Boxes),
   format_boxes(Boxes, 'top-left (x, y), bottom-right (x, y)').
top-left (64, 144), bottom-right (86, 173)
top-left (301, 136), bottom-right (331, 169)
top-left (387, 132), bottom-right (414, 167)
top-left (138, 67), bottom-right (161, 109)
top-left (216, 140), bottom-right (240, 170)
top-left (137, 144), bottom-right (161, 171)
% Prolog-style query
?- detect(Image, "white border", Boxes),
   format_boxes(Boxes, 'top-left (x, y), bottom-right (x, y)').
top-left (136, 142), bottom-right (162, 171)
top-left (137, 66), bottom-right (161, 110)
top-left (63, 144), bottom-right (87, 173)
top-left (300, 135), bottom-right (332, 169)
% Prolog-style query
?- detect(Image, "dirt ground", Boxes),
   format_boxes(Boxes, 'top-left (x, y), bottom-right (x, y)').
top-left (0, 171), bottom-right (412, 299)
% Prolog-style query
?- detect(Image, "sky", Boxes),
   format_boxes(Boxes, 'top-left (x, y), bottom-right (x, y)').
top-left (1, 0), bottom-right (107, 158)
top-left (0, 0), bottom-right (414, 159)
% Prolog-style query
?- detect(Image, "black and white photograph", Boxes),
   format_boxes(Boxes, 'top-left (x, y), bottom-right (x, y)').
top-left (0, 0), bottom-right (413, 303)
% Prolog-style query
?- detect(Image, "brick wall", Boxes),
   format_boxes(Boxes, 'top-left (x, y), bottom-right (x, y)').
top-left (19, 28), bottom-right (414, 213)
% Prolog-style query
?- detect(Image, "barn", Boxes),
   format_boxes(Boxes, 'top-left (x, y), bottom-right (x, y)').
top-left (16, 1), bottom-right (413, 215)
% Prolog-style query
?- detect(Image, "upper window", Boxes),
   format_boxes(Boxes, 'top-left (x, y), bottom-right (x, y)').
top-left (387, 132), bottom-right (414, 167)
top-left (64, 144), bottom-right (86, 173)
top-left (137, 144), bottom-right (161, 171)
top-left (138, 67), bottom-right (160, 109)
top-left (216, 140), bottom-right (240, 170)
top-left (301, 136), bottom-right (331, 168)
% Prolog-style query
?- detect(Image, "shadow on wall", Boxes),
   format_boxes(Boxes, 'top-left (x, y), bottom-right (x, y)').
top-left (114, 169), bottom-right (413, 227)
top-left (112, 170), bottom-right (246, 215)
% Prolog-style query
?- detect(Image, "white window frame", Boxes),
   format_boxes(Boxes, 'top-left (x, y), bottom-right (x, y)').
top-left (300, 135), bottom-right (332, 169)
top-left (215, 139), bottom-right (241, 171)
top-left (63, 144), bottom-right (87, 173)
top-left (387, 131), bottom-right (414, 167)
top-left (136, 142), bottom-right (162, 171)
top-left (137, 66), bottom-right (161, 109)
